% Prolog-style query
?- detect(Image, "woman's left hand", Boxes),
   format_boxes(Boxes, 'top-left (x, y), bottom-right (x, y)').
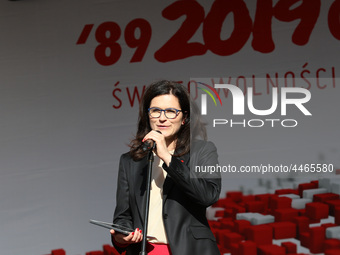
top-left (142, 130), bottom-right (172, 166)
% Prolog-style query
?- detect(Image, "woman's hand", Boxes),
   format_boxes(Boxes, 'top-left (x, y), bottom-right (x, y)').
top-left (110, 228), bottom-right (143, 247)
top-left (142, 130), bottom-right (172, 166)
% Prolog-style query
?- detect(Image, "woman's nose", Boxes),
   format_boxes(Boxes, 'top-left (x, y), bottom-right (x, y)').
top-left (159, 111), bottom-right (167, 121)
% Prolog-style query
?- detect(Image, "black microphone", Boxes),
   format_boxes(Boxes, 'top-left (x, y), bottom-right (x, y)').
top-left (141, 130), bottom-right (162, 151)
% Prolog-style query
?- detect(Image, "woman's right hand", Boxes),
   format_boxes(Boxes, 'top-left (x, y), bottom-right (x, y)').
top-left (110, 228), bottom-right (143, 247)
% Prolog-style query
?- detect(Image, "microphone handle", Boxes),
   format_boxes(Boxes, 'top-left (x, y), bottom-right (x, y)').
top-left (142, 140), bottom-right (154, 151)
top-left (141, 130), bottom-right (162, 151)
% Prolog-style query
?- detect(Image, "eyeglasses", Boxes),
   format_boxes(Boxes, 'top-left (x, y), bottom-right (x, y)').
top-left (148, 107), bottom-right (182, 119)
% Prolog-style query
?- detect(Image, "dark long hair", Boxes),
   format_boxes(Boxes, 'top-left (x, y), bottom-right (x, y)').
top-left (129, 80), bottom-right (206, 160)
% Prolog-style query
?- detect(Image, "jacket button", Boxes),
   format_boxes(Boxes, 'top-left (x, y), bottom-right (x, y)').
top-left (163, 214), bottom-right (168, 219)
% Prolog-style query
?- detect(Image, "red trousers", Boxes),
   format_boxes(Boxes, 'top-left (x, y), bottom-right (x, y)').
top-left (147, 243), bottom-right (171, 255)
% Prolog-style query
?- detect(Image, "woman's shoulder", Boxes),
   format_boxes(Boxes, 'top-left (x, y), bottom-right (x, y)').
top-left (191, 139), bottom-right (217, 151)
top-left (120, 151), bottom-right (147, 162)
top-left (190, 140), bottom-right (217, 158)
top-left (119, 151), bottom-right (132, 161)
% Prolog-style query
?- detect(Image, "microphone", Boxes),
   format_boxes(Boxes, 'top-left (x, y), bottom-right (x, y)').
top-left (141, 130), bottom-right (162, 151)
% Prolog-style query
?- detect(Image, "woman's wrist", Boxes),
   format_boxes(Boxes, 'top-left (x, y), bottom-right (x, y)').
top-left (112, 235), bottom-right (129, 248)
top-left (162, 153), bottom-right (172, 167)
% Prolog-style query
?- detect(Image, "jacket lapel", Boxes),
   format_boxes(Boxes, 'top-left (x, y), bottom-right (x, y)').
top-left (134, 152), bottom-right (190, 218)
top-left (163, 152), bottom-right (190, 202)
top-left (132, 157), bottom-right (148, 221)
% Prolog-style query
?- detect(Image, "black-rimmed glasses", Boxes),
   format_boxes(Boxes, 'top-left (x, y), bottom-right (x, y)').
top-left (148, 107), bottom-right (182, 119)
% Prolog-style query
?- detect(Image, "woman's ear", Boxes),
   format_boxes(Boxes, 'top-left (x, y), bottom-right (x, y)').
top-left (181, 111), bottom-right (189, 125)
top-left (182, 116), bottom-right (189, 125)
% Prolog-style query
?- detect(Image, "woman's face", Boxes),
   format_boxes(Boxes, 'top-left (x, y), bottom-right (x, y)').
top-left (148, 94), bottom-right (185, 143)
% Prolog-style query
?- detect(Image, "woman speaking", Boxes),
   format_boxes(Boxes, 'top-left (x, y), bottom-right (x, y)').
top-left (110, 80), bottom-right (221, 255)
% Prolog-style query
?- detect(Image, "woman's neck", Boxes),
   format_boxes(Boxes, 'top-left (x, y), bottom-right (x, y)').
top-left (166, 138), bottom-right (176, 151)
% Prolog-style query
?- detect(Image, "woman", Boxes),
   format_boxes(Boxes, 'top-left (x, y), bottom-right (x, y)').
top-left (110, 80), bottom-right (221, 255)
